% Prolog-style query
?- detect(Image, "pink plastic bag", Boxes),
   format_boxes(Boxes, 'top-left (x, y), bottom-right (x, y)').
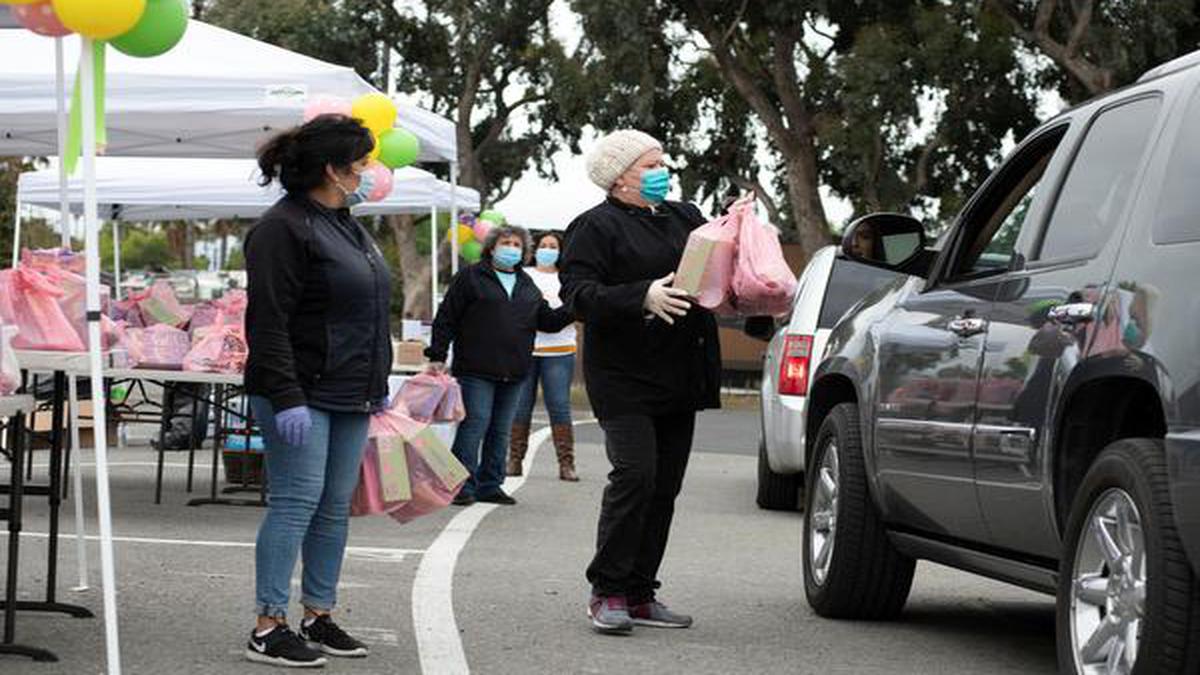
top-left (0, 324), bottom-right (20, 395)
top-left (183, 313), bottom-right (248, 373)
top-left (44, 268), bottom-right (115, 349)
top-left (215, 289), bottom-right (248, 320)
top-left (139, 280), bottom-right (192, 328)
top-left (125, 324), bottom-right (191, 370)
top-left (398, 373), bottom-right (466, 423)
top-left (21, 247), bottom-right (85, 275)
top-left (675, 211), bottom-right (738, 311)
top-left (6, 267), bottom-right (86, 351)
top-left (386, 440), bottom-right (462, 524)
top-left (730, 203), bottom-right (798, 316)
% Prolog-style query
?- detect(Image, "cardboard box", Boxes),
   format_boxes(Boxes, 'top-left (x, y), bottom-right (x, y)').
top-left (674, 233), bottom-right (734, 302)
top-left (376, 436), bottom-right (413, 502)
top-left (393, 340), bottom-right (426, 366)
top-left (406, 424), bottom-right (469, 489)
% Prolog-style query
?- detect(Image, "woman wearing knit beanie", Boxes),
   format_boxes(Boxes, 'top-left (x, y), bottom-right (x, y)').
top-left (559, 129), bottom-right (722, 635)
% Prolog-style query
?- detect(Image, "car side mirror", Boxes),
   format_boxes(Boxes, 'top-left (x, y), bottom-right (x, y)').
top-left (841, 213), bottom-right (928, 272)
top-left (743, 316), bottom-right (776, 342)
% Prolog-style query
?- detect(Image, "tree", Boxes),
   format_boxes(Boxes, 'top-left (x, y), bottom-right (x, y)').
top-left (983, 0), bottom-right (1200, 102)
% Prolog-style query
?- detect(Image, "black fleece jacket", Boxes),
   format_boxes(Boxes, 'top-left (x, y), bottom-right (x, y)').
top-left (425, 262), bottom-right (574, 383)
top-left (243, 194), bottom-right (393, 414)
top-left (559, 197), bottom-right (721, 420)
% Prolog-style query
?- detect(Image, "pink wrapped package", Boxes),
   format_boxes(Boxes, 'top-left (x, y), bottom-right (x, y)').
top-left (45, 268), bottom-right (115, 349)
top-left (124, 324), bottom-right (191, 370)
top-left (215, 289), bottom-right (248, 320)
top-left (674, 207), bottom-right (739, 312)
top-left (138, 280), bottom-right (192, 328)
top-left (4, 267), bottom-right (86, 351)
top-left (398, 373), bottom-right (466, 423)
top-left (183, 313), bottom-right (248, 374)
top-left (111, 289), bottom-right (149, 328)
top-left (730, 204), bottom-right (798, 316)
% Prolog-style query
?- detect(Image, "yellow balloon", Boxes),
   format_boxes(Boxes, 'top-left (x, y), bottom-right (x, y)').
top-left (1, 1), bottom-right (45, 5)
top-left (368, 136), bottom-right (381, 161)
top-left (351, 93), bottom-right (397, 135)
top-left (445, 224), bottom-right (474, 245)
top-left (52, 0), bottom-right (146, 39)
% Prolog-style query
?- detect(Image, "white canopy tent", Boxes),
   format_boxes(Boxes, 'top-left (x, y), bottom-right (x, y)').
top-left (0, 12), bottom-right (465, 673)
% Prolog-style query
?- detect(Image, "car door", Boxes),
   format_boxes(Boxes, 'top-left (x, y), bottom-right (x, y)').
top-left (871, 123), bottom-right (1080, 544)
top-left (975, 93), bottom-right (1167, 558)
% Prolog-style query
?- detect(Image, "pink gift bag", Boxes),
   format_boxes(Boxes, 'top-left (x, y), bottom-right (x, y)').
top-left (730, 204), bottom-right (798, 316)
top-left (183, 312), bottom-right (248, 373)
top-left (398, 373), bottom-right (466, 423)
top-left (125, 324), bottom-right (191, 370)
top-left (139, 280), bottom-right (192, 328)
top-left (6, 267), bottom-right (86, 351)
top-left (674, 210), bottom-right (739, 311)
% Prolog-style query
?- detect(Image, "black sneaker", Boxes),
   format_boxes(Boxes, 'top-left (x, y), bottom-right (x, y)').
top-left (476, 490), bottom-right (517, 505)
top-left (299, 615), bottom-right (369, 658)
top-left (245, 625), bottom-right (327, 668)
top-left (451, 493), bottom-right (476, 506)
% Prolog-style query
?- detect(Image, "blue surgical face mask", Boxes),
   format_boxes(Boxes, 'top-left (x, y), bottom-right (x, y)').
top-left (341, 169), bottom-right (375, 207)
top-left (640, 167), bottom-right (670, 204)
top-left (535, 248), bottom-right (559, 267)
top-left (493, 245), bottom-right (523, 270)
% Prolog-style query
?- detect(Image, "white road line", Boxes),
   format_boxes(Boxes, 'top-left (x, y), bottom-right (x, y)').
top-left (19, 532), bottom-right (423, 560)
top-left (412, 420), bottom-right (595, 675)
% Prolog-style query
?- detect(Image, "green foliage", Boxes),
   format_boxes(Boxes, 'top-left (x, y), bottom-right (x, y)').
top-left (100, 225), bottom-right (173, 272)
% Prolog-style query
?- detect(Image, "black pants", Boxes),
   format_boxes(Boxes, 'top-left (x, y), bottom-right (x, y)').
top-left (587, 411), bottom-right (695, 603)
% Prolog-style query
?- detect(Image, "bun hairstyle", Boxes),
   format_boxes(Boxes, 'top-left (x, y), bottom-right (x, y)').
top-left (257, 114), bottom-right (375, 194)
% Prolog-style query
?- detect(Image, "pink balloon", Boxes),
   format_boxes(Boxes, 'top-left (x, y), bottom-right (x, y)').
top-left (303, 96), bottom-right (352, 122)
top-left (364, 162), bottom-right (393, 202)
top-left (13, 1), bottom-right (72, 37)
top-left (472, 219), bottom-right (494, 242)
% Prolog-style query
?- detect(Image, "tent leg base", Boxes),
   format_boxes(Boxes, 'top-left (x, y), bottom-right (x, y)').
top-left (0, 643), bottom-right (59, 662)
top-left (0, 601), bottom-right (94, 619)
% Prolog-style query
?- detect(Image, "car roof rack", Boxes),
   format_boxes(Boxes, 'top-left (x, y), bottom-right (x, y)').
top-left (1137, 50), bottom-right (1200, 83)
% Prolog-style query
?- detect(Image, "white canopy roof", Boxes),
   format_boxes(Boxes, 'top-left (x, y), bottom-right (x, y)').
top-left (17, 157), bottom-right (479, 221)
top-left (0, 18), bottom-right (457, 162)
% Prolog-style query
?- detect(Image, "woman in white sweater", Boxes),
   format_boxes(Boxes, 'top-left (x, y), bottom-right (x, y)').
top-left (508, 231), bottom-right (580, 481)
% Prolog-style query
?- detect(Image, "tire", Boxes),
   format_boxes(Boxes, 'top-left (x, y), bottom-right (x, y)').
top-left (756, 439), bottom-right (802, 511)
top-left (1056, 439), bottom-right (1200, 674)
top-left (803, 402), bottom-right (914, 619)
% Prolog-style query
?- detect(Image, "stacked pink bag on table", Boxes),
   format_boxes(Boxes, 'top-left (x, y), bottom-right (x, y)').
top-left (674, 197), bottom-right (798, 317)
top-left (183, 311), bottom-right (248, 374)
top-left (0, 322), bottom-right (20, 396)
top-left (351, 374), bottom-right (468, 524)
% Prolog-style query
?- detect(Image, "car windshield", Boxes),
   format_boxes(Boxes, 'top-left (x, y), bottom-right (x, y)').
top-left (817, 259), bottom-right (899, 329)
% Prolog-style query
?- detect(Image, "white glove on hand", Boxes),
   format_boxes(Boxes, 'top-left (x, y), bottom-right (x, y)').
top-left (643, 272), bottom-right (692, 325)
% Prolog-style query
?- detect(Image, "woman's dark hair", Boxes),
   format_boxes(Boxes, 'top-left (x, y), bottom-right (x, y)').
top-left (256, 114), bottom-right (375, 193)
top-left (533, 231), bottom-right (564, 250)
top-left (481, 224), bottom-right (532, 263)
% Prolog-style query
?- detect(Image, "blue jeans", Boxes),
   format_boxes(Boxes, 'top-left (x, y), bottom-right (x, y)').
top-left (451, 376), bottom-right (523, 499)
top-left (249, 397), bottom-right (370, 618)
top-left (514, 354), bottom-right (576, 427)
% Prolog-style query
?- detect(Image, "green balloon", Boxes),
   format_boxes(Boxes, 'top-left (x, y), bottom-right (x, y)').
top-left (111, 0), bottom-right (188, 58)
top-left (478, 210), bottom-right (506, 226)
top-left (461, 240), bottom-right (483, 263)
top-left (378, 128), bottom-right (421, 169)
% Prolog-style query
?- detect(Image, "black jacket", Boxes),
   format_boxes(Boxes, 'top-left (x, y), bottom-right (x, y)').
top-left (559, 197), bottom-right (721, 420)
top-left (244, 194), bottom-right (393, 414)
top-left (425, 262), bottom-right (574, 382)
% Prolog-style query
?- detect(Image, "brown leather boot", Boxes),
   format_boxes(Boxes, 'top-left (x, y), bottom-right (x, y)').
top-left (552, 423), bottom-right (579, 482)
top-left (507, 423), bottom-right (530, 476)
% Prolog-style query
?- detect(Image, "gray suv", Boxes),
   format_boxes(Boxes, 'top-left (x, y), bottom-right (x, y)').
top-left (802, 52), bottom-right (1200, 673)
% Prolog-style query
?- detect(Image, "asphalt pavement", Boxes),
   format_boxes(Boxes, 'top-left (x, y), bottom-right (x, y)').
top-left (2, 408), bottom-right (1057, 674)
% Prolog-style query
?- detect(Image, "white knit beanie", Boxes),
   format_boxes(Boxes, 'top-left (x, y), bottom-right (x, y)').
top-left (585, 129), bottom-right (663, 191)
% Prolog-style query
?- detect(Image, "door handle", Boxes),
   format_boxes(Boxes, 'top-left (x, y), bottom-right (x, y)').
top-left (948, 316), bottom-right (986, 338)
top-left (1048, 302), bottom-right (1094, 325)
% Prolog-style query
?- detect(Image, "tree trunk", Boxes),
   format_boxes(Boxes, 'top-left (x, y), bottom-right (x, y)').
top-left (389, 214), bottom-right (433, 320)
top-left (781, 139), bottom-right (831, 264)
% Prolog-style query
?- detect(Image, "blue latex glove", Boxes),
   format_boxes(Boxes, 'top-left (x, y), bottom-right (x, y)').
top-left (275, 405), bottom-right (313, 448)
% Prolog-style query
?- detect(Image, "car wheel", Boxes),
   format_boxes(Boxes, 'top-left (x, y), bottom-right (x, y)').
top-left (757, 438), bottom-right (802, 511)
top-left (1057, 438), bottom-right (1200, 675)
top-left (803, 402), bottom-right (914, 619)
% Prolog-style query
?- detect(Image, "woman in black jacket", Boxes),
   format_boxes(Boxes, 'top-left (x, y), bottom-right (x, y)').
top-left (425, 224), bottom-right (573, 506)
top-left (559, 129), bottom-right (721, 635)
top-left (242, 114), bottom-right (392, 668)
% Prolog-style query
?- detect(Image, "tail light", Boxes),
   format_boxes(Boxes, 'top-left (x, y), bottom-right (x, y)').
top-left (778, 334), bottom-right (813, 396)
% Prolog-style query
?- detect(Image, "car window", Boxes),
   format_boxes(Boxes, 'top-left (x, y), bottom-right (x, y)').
top-left (949, 128), bottom-right (1065, 279)
top-left (1038, 96), bottom-right (1162, 260)
top-left (1153, 86), bottom-right (1200, 245)
top-left (817, 259), bottom-right (898, 329)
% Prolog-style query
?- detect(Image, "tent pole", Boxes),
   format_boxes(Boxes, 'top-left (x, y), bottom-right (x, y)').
top-left (450, 162), bottom-right (459, 275)
top-left (11, 201), bottom-right (20, 269)
top-left (112, 220), bottom-right (121, 299)
top-left (81, 37), bottom-right (123, 675)
top-left (430, 204), bottom-right (438, 318)
top-left (67, 374), bottom-right (89, 591)
top-left (56, 36), bottom-right (70, 250)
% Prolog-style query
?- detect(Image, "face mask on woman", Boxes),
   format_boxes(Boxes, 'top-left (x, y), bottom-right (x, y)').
top-left (339, 168), bottom-right (375, 208)
top-left (535, 248), bottom-right (559, 267)
top-left (639, 167), bottom-right (670, 204)
top-left (493, 245), bottom-right (523, 270)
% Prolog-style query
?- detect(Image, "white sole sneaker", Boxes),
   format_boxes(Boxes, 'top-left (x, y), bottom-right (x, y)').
top-left (244, 647), bottom-right (328, 668)
top-left (309, 641), bottom-right (369, 658)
